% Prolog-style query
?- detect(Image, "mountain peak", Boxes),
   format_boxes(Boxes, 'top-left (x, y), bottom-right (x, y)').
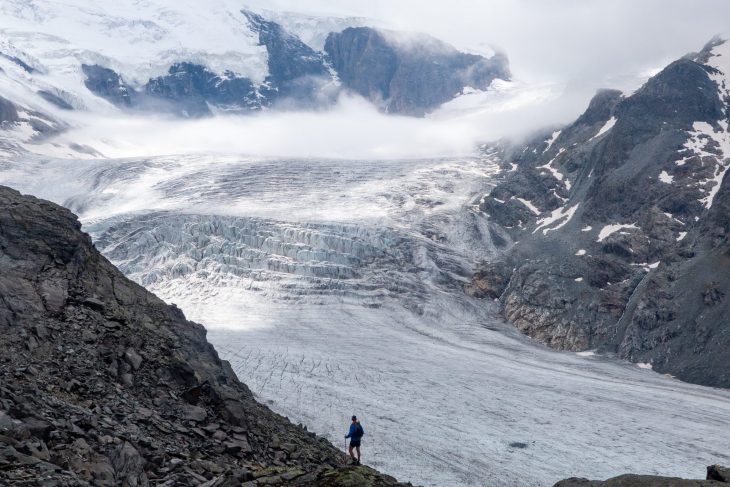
top-left (324, 26), bottom-right (510, 116)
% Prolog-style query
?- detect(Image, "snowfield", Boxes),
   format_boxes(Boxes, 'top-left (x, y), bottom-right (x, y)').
top-left (0, 0), bottom-right (269, 87)
top-left (2, 152), bottom-right (729, 487)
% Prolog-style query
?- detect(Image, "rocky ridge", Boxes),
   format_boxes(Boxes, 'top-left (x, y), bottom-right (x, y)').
top-left (0, 184), bottom-right (408, 486)
top-left (555, 464), bottom-right (730, 486)
top-left (324, 27), bottom-right (509, 116)
top-left (0, 3), bottom-right (509, 125)
top-left (470, 37), bottom-right (730, 387)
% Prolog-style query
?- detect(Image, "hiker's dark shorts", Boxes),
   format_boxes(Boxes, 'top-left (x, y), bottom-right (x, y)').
top-left (350, 439), bottom-right (361, 447)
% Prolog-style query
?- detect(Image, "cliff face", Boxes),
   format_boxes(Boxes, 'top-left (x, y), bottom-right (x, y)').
top-left (472, 38), bottom-right (730, 387)
top-left (324, 27), bottom-right (510, 116)
top-left (0, 185), bottom-right (406, 486)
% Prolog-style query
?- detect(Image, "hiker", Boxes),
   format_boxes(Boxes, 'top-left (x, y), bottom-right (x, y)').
top-left (345, 415), bottom-right (364, 465)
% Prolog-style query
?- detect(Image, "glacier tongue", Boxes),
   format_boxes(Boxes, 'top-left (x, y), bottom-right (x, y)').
top-left (4, 153), bottom-right (730, 486)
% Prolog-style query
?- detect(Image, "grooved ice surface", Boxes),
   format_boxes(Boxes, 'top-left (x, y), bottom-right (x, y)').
top-left (2, 154), bottom-right (730, 487)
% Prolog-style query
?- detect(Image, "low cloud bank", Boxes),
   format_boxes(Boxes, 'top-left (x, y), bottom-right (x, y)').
top-left (54, 84), bottom-right (593, 160)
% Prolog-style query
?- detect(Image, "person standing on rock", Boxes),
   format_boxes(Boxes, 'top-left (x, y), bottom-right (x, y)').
top-left (345, 415), bottom-right (364, 465)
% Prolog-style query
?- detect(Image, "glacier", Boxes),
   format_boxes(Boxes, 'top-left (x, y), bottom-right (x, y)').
top-left (1, 152), bottom-right (729, 487)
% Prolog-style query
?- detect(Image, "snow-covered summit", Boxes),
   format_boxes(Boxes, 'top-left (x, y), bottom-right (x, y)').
top-left (0, 0), bottom-right (510, 123)
top-left (0, 0), bottom-right (513, 158)
top-left (0, 0), bottom-right (269, 84)
top-left (699, 34), bottom-right (730, 106)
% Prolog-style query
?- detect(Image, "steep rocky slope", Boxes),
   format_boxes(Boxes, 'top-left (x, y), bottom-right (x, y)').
top-left (471, 37), bottom-right (730, 387)
top-left (0, 185), bottom-right (407, 486)
top-left (324, 27), bottom-right (509, 116)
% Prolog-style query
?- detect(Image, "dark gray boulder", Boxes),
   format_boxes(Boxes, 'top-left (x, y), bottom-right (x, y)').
top-left (708, 465), bottom-right (730, 482)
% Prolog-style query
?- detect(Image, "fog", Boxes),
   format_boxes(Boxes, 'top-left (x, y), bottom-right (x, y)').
top-left (54, 84), bottom-right (584, 159)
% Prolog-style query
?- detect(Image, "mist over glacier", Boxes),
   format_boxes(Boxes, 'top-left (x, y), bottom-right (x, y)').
top-left (34, 84), bottom-right (586, 160)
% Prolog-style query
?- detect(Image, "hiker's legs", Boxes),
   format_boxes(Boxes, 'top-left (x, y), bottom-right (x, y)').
top-left (355, 445), bottom-right (360, 462)
top-left (348, 444), bottom-right (355, 459)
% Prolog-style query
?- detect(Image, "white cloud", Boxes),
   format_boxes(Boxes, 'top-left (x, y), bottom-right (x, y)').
top-left (41, 81), bottom-right (600, 160)
top-left (48, 94), bottom-right (479, 159)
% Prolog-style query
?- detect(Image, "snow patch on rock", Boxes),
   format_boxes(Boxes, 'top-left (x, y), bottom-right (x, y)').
top-left (696, 120), bottom-right (730, 209)
top-left (596, 223), bottom-right (639, 242)
top-left (658, 170), bottom-right (674, 184)
top-left (537, 148), bottom-right (570, 190)
top-left (533, 204), bottom-right (579, 235)
top-left (514, 197), bottom-right (540, 215)
top-left (589, 117), bottom-right (617, 141)
top-left (543, 130), bottom-right (561, 153)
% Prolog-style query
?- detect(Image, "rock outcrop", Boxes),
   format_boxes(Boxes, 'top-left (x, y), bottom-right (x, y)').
top-left (144, 63), bottom-right (260, 117)
top-left (0, 185), bottom-right (408, 486)
top-left (554, 465), bottom-right (730, 486)
top-left (81, 64), bottom-right (137, 108)
top-left (0, 95), bottom-right (19, 124)
top-left (474, 37), bottom-right (730, 387)
top-left (243, 10), bottom-right (335, 107)
top-left (324, 27), bottom-right (510, 116)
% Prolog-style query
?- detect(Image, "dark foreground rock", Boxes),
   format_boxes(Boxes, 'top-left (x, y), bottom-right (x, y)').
top-left (0, 184), bottom-right (408, 486)
top-left (554, 465), bottom-right (730, 486)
